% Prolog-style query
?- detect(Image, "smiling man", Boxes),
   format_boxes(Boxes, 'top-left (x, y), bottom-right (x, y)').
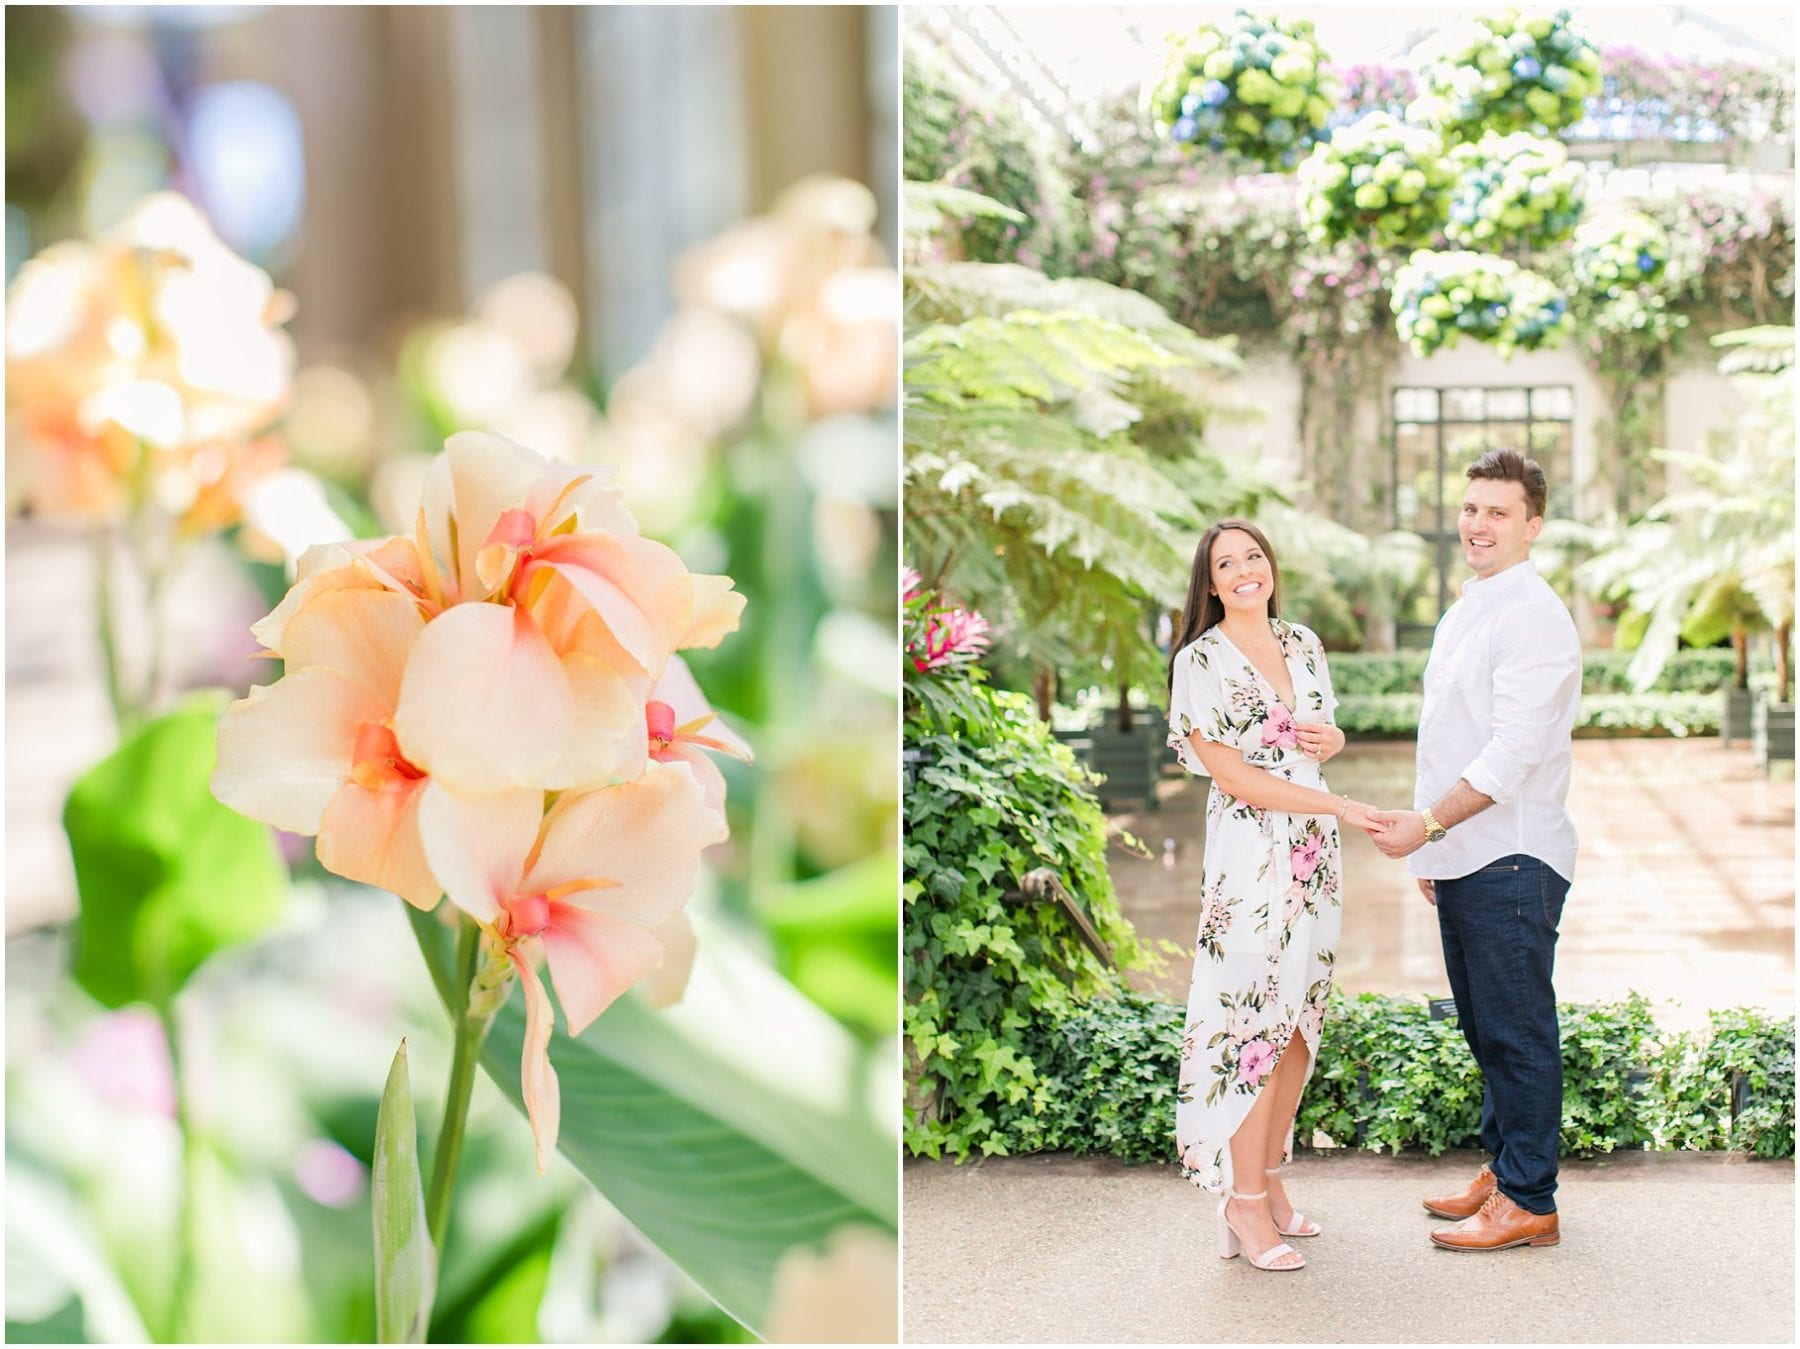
top-left (1368, 448), bottom-right (1582, 1253)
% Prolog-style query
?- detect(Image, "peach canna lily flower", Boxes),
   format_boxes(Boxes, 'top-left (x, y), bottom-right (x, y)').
top-left (418, 760), bottom-right (727, 1170)
top-left (646, 655), bottom-right (753, 815)
top-left (386, 431), bottom-right (744, 796)
top-left (213, 585), bottom-right (442, 909)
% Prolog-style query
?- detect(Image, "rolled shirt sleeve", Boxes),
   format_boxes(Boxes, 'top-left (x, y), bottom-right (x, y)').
top-left (1459, 608), bottom-right (1581, 805)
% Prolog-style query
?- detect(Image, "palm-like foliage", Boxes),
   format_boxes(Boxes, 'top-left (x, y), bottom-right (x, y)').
top-left (1581, 326), bottom-right (1795, 698)
top-left (1258, 506), bottom-right (1432, 651)
top-left (904, 253), bottom-right (1271, 695)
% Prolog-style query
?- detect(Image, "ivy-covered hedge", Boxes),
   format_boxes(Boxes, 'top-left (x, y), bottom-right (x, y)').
top-left (904, 678), bottom-right (1150, 1161)
top-left (982, 990), bottom-right (1793, 1163)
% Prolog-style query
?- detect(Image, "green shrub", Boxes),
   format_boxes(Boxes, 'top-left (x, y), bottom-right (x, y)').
top-left (1326, 647), bottom-right (1745, 699)
top-left (904, 680), bottom-right (1148, 1161)
top-left (1337, 691), bottom-right (1720, 738)
top-left (1652, 1007), bottom-right (1797, 1157)
top-left (962, 989), bottom-right (1793, 1164)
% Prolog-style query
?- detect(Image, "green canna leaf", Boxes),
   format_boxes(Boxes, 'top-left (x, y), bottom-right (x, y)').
top-left (408, 906), bottom-right (895, 1336)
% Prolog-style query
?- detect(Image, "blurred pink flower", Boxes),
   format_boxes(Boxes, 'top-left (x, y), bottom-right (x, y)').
top-left (71, 1008), bottom-right (175, 1117)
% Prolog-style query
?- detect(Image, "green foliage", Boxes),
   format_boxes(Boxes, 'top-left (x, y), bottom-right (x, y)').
top-left (1327, 647), bottom-right (1745, 697)
top-left (1653, 1008), bottom-right (1797, 1157)
top-left (1011, 991), bottom-right (1184, 1159)
top-left (372, 1041), bottom-right (434, 1345)
top-left (65, 699), bottom-right (287, 1011)
top-left (959, 989), bottom-right (1791, 1164)
top-left (903, 42), bottom-right (1078, 270)
top-left (1580, 326), bottom-right (1795, 695)
top-left (904, 260), bottom-right (1267, 688)
top-left (1337, 691), bottom-right (1721, 738)
top-left (903, 676), bottom-right (1146, 1161)
top-left (409, 908), bottom-right (896, 1338)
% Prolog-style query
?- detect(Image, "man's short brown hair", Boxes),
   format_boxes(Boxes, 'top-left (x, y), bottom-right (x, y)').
top-left (1466, 448), bottom-right (1548, 519)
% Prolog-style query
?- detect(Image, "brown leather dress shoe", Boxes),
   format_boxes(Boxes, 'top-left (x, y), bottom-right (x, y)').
top-left (1421, 1163), bottom-right (1496, 1218)
top-left (1430, 1191), bottom-right (1559, 1251)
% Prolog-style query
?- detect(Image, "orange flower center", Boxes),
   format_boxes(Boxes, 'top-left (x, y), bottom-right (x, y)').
top-left (349, 722), bottom-right (427, 790)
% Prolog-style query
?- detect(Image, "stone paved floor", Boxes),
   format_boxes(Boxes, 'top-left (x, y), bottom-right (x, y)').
top-left (903, 1149), bottom-right (1794, 1345)
top-left (1110, 738), bottom-right (1795, 1027)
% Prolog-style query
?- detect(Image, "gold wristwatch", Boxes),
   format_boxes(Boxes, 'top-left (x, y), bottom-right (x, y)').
top-left (1420, 808), bottom-right (1449, 843)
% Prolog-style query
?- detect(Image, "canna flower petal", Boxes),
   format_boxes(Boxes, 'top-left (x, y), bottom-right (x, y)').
top-left (656, 744), bottom-right (728, 816)
top-left (681, 573), bottom-right (746, 650)
top-left (393, 603), bottom-right (571, 793)
top-left (544, 653), bottom-right (649, 790)
top-left (523, 459), bottom-right (635, 537)
top-left (317, 777), bottom-right (439, 909)
top-left (531, 532), bottom-right (694, 678)
top-left (538, 901), bottom-right (667, 1035)
top-left (508, 944), bottom-right (561, 1173)
top-left (636, 910), bottom-right (698, 1010)
top-left (281, 587), bottom-right (424, 712)
top-left (213, 668), bottom-right (381, 833)
top-left (523, 761), bottom-right (725, 925)
top-left (430, 430), bottom-right (545, 598)
top-left (415, 782), bottom-right (544, 924)
top-left (253, 537), bottom-right (425, 655)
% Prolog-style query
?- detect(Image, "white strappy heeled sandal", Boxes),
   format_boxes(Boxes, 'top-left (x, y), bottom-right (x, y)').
top-left (1216, 1188), bottom-right (1305, 1271)
top-left (1266, 1165), bottom-right (1321, 1238)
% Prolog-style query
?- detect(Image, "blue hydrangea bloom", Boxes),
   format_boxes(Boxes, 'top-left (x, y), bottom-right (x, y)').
top-left (1201, 79), bottom-right (1232, 107)
top-left (1172, 116), bottom-right (1199, 143)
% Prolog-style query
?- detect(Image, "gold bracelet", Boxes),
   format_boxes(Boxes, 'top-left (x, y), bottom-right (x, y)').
top-left (1336, 794), bottom-right (1349, 820)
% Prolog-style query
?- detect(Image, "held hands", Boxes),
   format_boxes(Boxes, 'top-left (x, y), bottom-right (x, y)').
top-left (1295, 721), bottom-right (1345, 764)
top-left (1364, 808), bottom-right (1429, 859)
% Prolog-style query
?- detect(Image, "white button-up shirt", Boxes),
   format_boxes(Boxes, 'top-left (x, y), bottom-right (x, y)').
top-left (1409, 559), bottom-right (1582, 883)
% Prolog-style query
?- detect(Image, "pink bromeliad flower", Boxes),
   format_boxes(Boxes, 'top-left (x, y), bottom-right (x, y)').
top-left (910, 606), bottom-right (990, 673)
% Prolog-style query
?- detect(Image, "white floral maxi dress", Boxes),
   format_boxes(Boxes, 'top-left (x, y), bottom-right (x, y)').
top-left (1165, 618), bottom-right (1343, 1194)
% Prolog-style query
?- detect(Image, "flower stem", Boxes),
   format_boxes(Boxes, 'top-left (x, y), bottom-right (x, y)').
top-left (95, 527), bottom-right (132, 734)
top-left (424, 917), bottom-right (491, 1253)
top-left (160, 1003), bottom-right (198, 1343)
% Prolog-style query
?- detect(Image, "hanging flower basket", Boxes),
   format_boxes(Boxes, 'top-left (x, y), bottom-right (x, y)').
top-left (1142, 10), bottom-right (1340, 172)
top-left (1392, 250), bottom-right (1574, 358)
top-left (1572, 210), bottom-right (1672, 292)
top-left (1408, 9), bottom-right (1602, 143)
top-left (1298, 112), bottom-right (1455, 249)
top-left (1443, 131), bottom-right (1586, 249)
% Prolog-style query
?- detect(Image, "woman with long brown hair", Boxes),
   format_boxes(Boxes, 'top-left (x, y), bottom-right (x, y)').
top-left (1165, 519), bottom-right (1376, 1272)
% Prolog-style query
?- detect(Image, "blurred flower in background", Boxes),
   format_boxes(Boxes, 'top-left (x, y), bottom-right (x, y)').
top-left (6, 191), bottom-right (294, 529)
top-left (5, 5), bottom-right (899, 1344)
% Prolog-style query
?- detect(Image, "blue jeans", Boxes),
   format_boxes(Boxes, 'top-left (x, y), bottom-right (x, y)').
top-left (1435, 853), bottom-right (1569, 1215)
